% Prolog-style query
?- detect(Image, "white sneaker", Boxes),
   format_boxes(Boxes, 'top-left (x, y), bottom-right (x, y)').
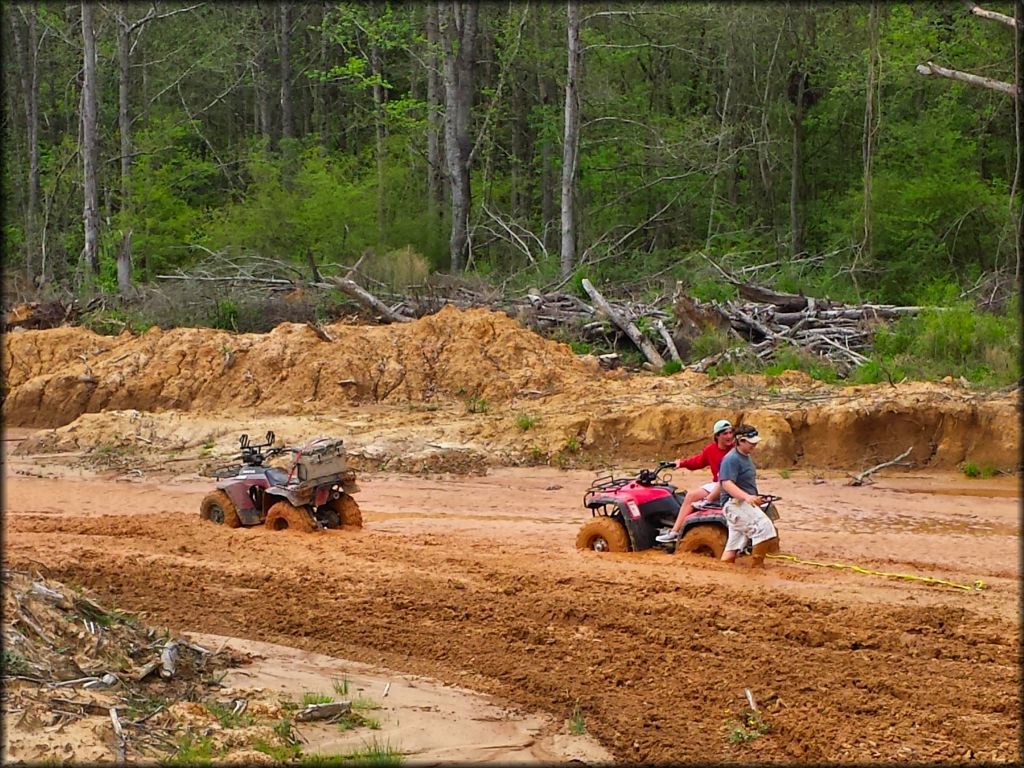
top-left (655, 530), bottom-right (681, 543)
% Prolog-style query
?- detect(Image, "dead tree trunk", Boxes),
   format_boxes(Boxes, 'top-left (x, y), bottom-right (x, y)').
top-left (1015, 0), bottom-right (1023, 278)
top-left (582, 279), bottom-right (666, 369)
top-left (278, 2), bottom-right (293, 140)
top-left (81, 1), bottom-right (101, 277)
top-left (560, 0), bottom-right (582, 280)
top-left (425, 2), bottom-right (445, 221)
top-left (255, 6), bottom-right (275, 146)
top-left (369, 2), bottom-right (386, 242)
top-left (439, 1), bottom-right (478, 272)
top-left (12, 7), bottom-right (41, 285)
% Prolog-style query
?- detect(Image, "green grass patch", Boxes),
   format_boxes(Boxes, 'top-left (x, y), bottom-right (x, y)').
top-left (161, 734), bottom-right (219, 766)
top-left (726, 710), bottom-right (770, 745)
top-left (660, 359), bottom-right (683, 375)
top-left (253, 738), bottom-right (302, 763)
top-left (1, 650), bottom-right (30, 676)
top-left (515, 413), bottom-right (537, 431)
top-left (569, 700), bottom-right (586, 735)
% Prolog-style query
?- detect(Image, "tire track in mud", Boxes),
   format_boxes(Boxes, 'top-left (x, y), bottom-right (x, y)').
top-left (6, 514), bottom-right (1018, 764)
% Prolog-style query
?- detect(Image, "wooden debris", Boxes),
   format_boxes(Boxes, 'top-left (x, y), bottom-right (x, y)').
top-left (110, 706), bottom-right (127, 764)
top-left (134, 660), bottom-right (161, 682)
top-left (294, 700), bottom-right (352, 722)
top-left (159, 641), bottom-right (178, 679)
top-left (329, 277), bottom-right (413, 324)
top-left (582, 279), bottom-right (666, 369)
top-left (848, 447), bottom-right (914, 486)
top-left (305, 321), bottom-right (334, 342)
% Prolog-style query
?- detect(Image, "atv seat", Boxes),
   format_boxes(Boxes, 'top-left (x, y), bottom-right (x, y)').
top-left (265, 466), bottom-right (292, 486)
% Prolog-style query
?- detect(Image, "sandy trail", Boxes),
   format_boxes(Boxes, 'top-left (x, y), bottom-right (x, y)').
top-left (3, 429), bottom-right (1019, 764)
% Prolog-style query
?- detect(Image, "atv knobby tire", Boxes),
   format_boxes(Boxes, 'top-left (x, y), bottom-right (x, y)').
top-left (265, 501), bottom-right (317, 533)
top-left (200, 491), bottom-right (241, 528)
top-left (677, 524), bottom-right (727, 559)
top-left (329, 495), bottom-right (362, 528)
top-left (575, 516), bottom-right (631, 552)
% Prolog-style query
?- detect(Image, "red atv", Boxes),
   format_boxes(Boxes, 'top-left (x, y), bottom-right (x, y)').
top-left (200, 431), bottom-right (361, 533)
top-left (575, 462), bottom-right (780, 558)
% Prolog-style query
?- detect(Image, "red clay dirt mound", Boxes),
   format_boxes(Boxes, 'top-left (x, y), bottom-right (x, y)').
top-left (2, 306), bottom-right (600, 428)
top-left (3, 307), bottom-right (1019, 471)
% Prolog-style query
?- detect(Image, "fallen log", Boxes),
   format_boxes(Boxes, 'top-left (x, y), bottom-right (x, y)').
top-left (328, 277), bottom-right (413, 324)
top-left (581, 279), bottom-right (666, 368)
top-left (294, 701), bottom-right (352, 722)
top-left (848, 447), bottom-right (914, 486)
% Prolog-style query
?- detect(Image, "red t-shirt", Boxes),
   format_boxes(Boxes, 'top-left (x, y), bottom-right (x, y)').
top-left (676, 442), bottom-right (729, 481)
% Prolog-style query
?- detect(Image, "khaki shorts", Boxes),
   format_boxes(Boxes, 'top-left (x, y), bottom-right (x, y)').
top-left (723, 498), bottom-right (777, 551)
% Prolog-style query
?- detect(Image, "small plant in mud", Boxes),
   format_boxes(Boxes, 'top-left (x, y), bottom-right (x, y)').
top-left (516, 413), bottom-right (537, 431)
top-left (465, 396), bottom-right (489, 414)
top-left (961, 461), bottom-right (997, 479)
top-left (526, 446), bottom-right (548, 465)
top-left (778, 469), bottom-right (791, 480)
top-left (726, 709), bottom-right (770, 745)
top-left (569, 700), bottom-right (586, 735)
top-left (1, 649), bottom-right (29, 676)
top-left (336, 711), bottom-right (381, 732)
top-left (253, 737), bottom-right (302, 763)
top-left (660, 359), bottom-right (683, 376)
top-left (164, 733), bottom-right (220, 765)
top-left (352, 693), bottom-right (380, 712)
top-left (332, 677), bottom-right (350, 696)
top-left (564, 436), bottom-right (581, 454)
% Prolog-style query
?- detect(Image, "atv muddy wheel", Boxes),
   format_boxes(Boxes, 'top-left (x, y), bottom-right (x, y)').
top-left (264, 501), bottom-right (317, 533)
top-left (677, 524), bottom-right (727, 559)
top-left (200, 491), bottom-right (241, 528)
top-left (575, 516), bottom-right (630, 552)
top-left (329, 495), bottom-right (362, 529)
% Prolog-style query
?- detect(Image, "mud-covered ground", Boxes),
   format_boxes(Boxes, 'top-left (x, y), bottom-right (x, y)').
top-left (4, 430), bottom-right (1019, 764)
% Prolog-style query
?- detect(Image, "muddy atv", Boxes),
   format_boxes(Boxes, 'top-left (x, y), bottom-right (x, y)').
top-left (200, 431), bottom-right (361, 533)
top-left (575, 462), bottom-right (779, 558)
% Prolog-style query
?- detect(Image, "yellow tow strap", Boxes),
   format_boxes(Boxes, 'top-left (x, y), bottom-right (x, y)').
top-left (766, 553), bottom-right (986, 592)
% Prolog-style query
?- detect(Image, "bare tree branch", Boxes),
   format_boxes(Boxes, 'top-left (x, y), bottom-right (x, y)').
top-left (963, 1), bottom-right (1017, 28)
top-left (916, 61), bottom-right (1017, 96)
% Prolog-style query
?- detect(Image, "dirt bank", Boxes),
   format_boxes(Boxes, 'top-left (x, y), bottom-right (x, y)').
top-left (2, 308), bottom-right (1019, 471)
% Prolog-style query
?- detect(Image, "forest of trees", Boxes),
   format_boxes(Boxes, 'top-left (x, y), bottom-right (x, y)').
top-left (2, 2), bottom-right (1021, 312)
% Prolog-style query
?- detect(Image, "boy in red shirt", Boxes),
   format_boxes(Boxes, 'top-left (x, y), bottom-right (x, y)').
top-left (655, 419), bottom-right (734, 543)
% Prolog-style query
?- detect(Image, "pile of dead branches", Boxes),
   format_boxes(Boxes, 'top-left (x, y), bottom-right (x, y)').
top-left (706, 283), bottom-right (926, 374)
top-left (149, 255), bottom-right (932, 374)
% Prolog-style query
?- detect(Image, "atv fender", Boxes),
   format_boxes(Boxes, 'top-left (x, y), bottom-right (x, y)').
top-left (681, 509), bottom-right (728, 532)
top-left (265, 486), bottom-right (314, 508)
top-left (586, 497), bottom-right (657, 552)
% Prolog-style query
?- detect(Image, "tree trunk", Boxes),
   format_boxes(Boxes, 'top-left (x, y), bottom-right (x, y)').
top-left (369, 2), bottom-right (386, 242)
top-left (117, 18), bottom-right (132, 207)
top-left (425, 2), bottom-right (445, 220)
top-left (81, 1), bottom-right (101, 277)
top-left (117, 229), bottom-right (133, 295)
top-left (278, 2), bottom-right (293, 140)
top-left (440, 1), bottom-right (478, 272)
top-left (255, 6), bottom-right (274, 146)
top-left (860, 3), bottom-right (881, 276)
top-left (1015, 0), bottom-right (1023, 278)
top-left (560, 0), bottom-right (581, 279)
top-left (12, 7), bottom-right (41, 284)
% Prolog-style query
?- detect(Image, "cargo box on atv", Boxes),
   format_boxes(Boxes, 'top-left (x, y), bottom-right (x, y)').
top-left (295, 438), bottom-right (348, 483)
